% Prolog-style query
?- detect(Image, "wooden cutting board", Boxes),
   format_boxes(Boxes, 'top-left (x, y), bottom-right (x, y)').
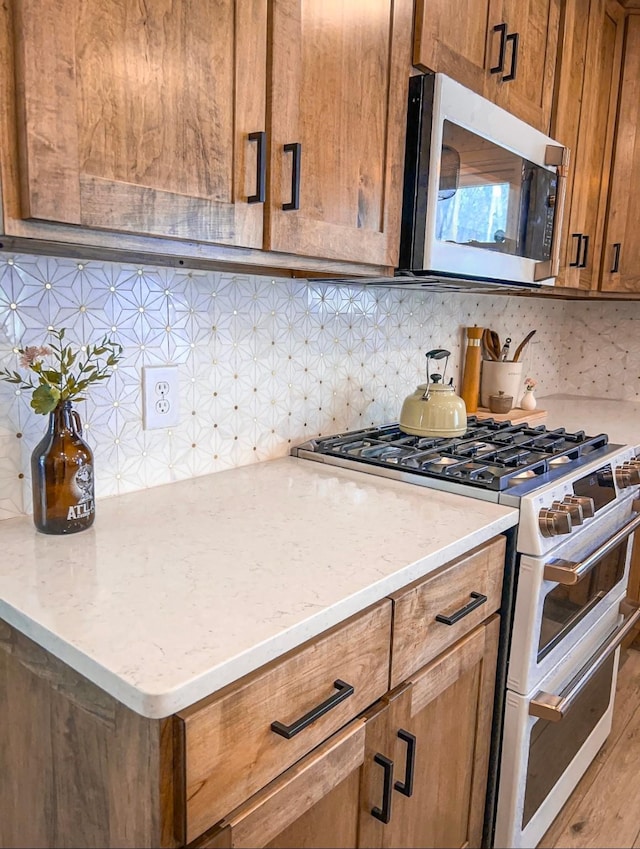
top-left (475, 406), bottom-right (547, 425)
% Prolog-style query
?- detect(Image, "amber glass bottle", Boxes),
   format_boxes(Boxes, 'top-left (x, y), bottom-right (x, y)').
top-left (31, 401), bottom-right (95, 534)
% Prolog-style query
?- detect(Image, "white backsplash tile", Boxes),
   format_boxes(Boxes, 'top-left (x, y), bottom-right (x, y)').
top-left (1, 251), bottom-right (639, 520)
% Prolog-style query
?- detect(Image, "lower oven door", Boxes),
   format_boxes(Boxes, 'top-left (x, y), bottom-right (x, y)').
top-left (507, 499), bottom-right (640, 694)
top-left (495, 599), bottom-right (640, 849)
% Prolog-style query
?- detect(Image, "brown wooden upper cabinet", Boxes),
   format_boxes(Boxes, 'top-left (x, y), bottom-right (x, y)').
top-left (2, 0), bottom-right (412, 269)
top-left (551, 0), bottom-right (626, 291)
top-left (413, 0), bottom-right (561, 133)
top-left (600, 12), bottom-right (640, 293)
top-left (267, 0), bottom-right (412, 266)
top-left (9, 0), bottom-right (268, 248)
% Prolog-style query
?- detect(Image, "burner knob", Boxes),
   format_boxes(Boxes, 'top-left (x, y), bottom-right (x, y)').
top-left (616, 464), bottom-right (640, 488)
top-left (564, 495), bottom-right (595, 519)
top-left (622, 462), bottom-right (640, 484)
top-left (539, 507), bottom-right (573, 538)
top-left (553, 498), bottom-right (584, 525)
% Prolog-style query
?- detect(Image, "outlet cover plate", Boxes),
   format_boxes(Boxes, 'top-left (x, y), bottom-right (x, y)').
top-left (142, 365), bottom-right (180, 430)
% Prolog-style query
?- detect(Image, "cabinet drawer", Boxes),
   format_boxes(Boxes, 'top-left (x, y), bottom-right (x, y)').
top-left (176, 599), bottom-right (392, 843)
top-left (389, 536), bottom-right (505, 687)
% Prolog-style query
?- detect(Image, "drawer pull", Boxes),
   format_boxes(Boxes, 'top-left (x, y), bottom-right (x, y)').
top-left (371, 753), bottom-right (394, 824)
top-left (435, 592), bottom-right (488, 626)
top-left (270, 679), bottom-right (354, 739)
top-left (394, 729), bottom-right (416, 798)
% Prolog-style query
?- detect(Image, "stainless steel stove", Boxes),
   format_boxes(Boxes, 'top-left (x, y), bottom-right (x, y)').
top-left (292, 418), bottom-right (640, 847)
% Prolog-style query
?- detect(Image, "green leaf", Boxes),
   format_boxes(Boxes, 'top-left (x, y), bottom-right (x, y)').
top-left (30, 384), bottom-right (61, 415)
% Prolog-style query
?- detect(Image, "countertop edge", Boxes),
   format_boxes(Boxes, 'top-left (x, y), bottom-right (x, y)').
top-left (0, 512), bottom-right (517, 718)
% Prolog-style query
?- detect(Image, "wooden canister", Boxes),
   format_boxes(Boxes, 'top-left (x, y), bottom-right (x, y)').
top-left (460, 326), bottom-right (484, 414)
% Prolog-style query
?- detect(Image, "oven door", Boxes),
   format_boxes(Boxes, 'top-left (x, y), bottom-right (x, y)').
top-left (495, 599), bottom-right (640, 849)
top-left (507, 500), bottom-right (640, 695)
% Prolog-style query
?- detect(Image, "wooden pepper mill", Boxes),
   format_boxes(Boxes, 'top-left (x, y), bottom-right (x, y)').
top-left (460, 325), bottom-right (484, 414)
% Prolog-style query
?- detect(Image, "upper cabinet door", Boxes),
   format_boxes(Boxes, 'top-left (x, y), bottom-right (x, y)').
top-left (12, 0), bottom-right (267, 247)
top-left (601, 13), bottom-right (640, 293)
top-left (414, 0), bottom-right (560, 134)
top-left (413, 0), bottom-right (492, 95)
top-left (266, 0), bottom-right (413, 266)
top-left (552, 0), bottom-right (625, 291)
top-left (486, 0), bottom-right (561, 133)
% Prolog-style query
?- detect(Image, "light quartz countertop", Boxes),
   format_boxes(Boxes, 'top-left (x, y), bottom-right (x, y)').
top-left (538, 394), bottom-right (640, 447)
top-left (2, 395), bottom-right (636, 720)
top-left (0, 456), bottom-right (517, 718)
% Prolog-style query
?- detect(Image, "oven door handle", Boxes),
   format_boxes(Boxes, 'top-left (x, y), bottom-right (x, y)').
top-left (529, 599), bottom-right (640, 722)
top-left (543, 505), bottom-right (640, 585)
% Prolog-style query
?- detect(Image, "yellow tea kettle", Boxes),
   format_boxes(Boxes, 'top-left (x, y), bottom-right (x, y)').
top-left (399, 349), bottom-right (468, 438)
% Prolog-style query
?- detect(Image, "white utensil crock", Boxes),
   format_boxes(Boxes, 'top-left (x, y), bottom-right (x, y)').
top-left (480, 361), bottom-right (524, 410)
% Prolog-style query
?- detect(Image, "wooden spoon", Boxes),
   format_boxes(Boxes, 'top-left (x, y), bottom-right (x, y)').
top-left (512, 330), bottom-right (537, 362)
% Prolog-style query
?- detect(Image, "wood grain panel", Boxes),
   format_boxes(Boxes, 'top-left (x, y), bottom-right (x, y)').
top-left (408, 616), bottom-right (500, 848)
top-left (194, 719), bottom-right (365, 848)
top-left (389, 535), bottom-right (505, 687)
top-left (487, 0), bottom-right (561, 133)
top-left (0, 620), bottom-right (177, 848)
top-left (10, 0), bottom-right (267, 247)
top-left (413, 0), bottom-right (492, 93)
top-left (266, 0), bottom-right (413, 265)
top-left (177, 600), bottom-right (392, 843)
top-left (601, 13), bottom-right (640, 293)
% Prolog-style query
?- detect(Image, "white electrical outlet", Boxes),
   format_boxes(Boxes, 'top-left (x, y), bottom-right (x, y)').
top-left (142, 365), bottom-right (180, 430)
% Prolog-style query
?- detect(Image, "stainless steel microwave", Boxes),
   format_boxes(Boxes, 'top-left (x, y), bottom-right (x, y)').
top-left (398, 73), bottom-right (569, 290)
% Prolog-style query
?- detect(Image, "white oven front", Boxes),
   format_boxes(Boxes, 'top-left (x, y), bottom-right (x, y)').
top-left (507, 497), bottom-right (639, 696)
top-left (495, 597), bottom-right (640, 848)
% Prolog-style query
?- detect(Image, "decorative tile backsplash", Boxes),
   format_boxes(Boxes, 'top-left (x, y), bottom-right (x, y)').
top-left (1, 251), bottom-right (639, 520)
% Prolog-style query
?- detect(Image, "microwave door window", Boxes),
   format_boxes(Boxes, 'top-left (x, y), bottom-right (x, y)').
top-left (435, 121), bottom-right (554, 262)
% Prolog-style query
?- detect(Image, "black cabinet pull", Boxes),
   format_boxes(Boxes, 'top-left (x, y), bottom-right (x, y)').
top-left (503, 31), bottom-right (519, 81)
top-left (372, 754), bottom-right (394, 824)
top-left (435, 591), bottom-right (488, 626)
top-left (569, 233), bottom-right (582, 267)
top-left (489, 23), bottom-right (507, 74)
top-left (611, 242), bottom-right (621, 273)
top-left (490, 23), bottom-right (507, 74)
top-left (270, 679), bottom-right (354, 738)
top-left (283, 142), bottom-right (301, 211)
top-left (394, 729), bottom-right (416, 798)
top-left (579, 234), bottom-right (589, 268)
top-left (247, 131), bottom-right (266, 204)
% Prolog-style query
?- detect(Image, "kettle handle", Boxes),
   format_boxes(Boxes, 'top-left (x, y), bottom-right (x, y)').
top-left (425, 349), bottom-right (451, 386)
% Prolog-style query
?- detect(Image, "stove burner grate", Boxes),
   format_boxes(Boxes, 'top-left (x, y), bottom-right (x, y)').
top-left (304, 418), bottom-right (608, 491)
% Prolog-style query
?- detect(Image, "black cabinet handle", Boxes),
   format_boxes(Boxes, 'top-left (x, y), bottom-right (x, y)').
top-left (394, 729), bottom-right (416, 798)
top-left (372, 754), bottom-right (394, 824)
top-left (270, 679), bottom-right (354, 738)
top-left (283, 142), bottom-right (301, 211)
top-left (435, 591), bottom-right (488, 626)
top-left (490, 23), bottom-right (507, 74)
top-left (579, 234), bottom-right (589, 268)
top-left (247, 131), bottom-right (266, 204)
top-left (503, 31), bottom-right (519, 81)
top-left (611, 242), bottom-right (621, 273)
top-left (569, 233), bottom-right (582, 267)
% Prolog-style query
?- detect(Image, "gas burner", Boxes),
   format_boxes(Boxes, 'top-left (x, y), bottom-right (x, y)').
top-left (294, 421), bottom-right (611, 493)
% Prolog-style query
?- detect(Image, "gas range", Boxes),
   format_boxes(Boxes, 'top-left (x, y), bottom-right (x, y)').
top-left (291, 418), bottom-right (640, 556)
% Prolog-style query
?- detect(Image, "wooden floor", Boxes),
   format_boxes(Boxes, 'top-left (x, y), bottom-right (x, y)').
top-left (539, 647), bottom-right (640, 848)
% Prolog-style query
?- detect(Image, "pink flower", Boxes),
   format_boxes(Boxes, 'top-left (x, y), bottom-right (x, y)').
top-left (19, 346), bottom-right (53, 367)
top-left (524, 376), bottom-right (537, 391)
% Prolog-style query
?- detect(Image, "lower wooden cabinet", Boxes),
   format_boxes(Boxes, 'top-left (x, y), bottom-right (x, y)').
top-left (195, 616), bottom-right (500, 849)
top-left (0, 536), bottom-right (505, 849)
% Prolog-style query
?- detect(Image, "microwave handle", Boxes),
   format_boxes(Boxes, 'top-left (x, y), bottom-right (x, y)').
top-left (529, 599), bottom-right (640, 722)
top-left (544, 504), bottom-right (640, 585)
top-left (533, 144), bottom-right (570, 282)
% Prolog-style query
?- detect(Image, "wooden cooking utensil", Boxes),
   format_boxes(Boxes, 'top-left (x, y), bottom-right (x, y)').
top-left (513, 330), bottom-right (537, 362)
top-left (482, 328), bottom-right (499, 360)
